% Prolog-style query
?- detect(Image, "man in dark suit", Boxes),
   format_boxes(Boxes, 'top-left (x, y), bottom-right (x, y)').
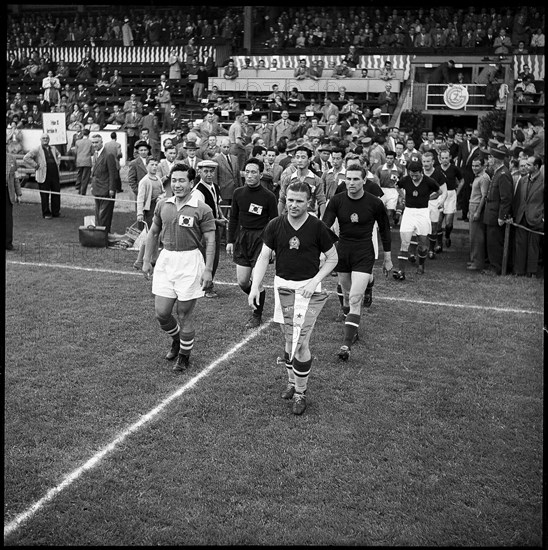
top-left (104, 132), bottom-right (123, 192)
top-left (122, 104), bottom-right (143, 158)
top-left (213, 137), bottom-right (240, 205)
top-left (458, 136), bottom-right (482, 221)
top-left (482, 145), bottom-right (513, 275)
top-left (512, 155), bottom-right (544, 276)
top-left (127, 140), bottom-right (150, 207)
top-left (90, 134), bottom-right (118, 234)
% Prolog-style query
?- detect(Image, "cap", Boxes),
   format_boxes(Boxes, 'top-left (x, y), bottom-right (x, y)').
top-left (489, 145), bottom-right (508, 160)
top-left (317, 143), bottom-right (332, 152)
top-left (197, 160), bottom-right (218, 168)
top-left (360, 136), bottom-right (372, 146)
top-left (372, 108), bottom-right (382, 117)
top-left (134, 140), bottom-right (151, 151)
top-left (183, 141), bottom-right (198, 149)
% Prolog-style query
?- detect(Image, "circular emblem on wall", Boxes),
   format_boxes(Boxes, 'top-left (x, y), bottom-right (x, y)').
top-left (444, 84), bottom-right (469, 110)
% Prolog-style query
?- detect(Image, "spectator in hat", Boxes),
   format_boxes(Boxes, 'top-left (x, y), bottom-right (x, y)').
top-left (193, 159), bottom-right (228, 298)
top-left (482, 145), bottom-right (513, 275)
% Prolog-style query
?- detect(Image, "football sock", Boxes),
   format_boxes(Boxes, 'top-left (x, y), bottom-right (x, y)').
top-left (365, 279), bottom-right (374, 292)
top-left (240, 283), bottom-right (252, 295)
top-left (342, 306), bottom-right (350, 317)
top-left (437, 228), bottom-right (444, 247)
top-left (418, 247), bottom-right (427, 265)
top-left (284, 351), bottom-right (295, 384)
top-left (344, 313), bottom-right (360, 347)
top-left (445, 225), bottom-right (453, 239)
top-left (293, 358), bottom-right (312, 394)
top-left (179, 330), bottom-right (195, 358)
top-left (252, 289), bottom-right (266, 316)
top-left (159, 316), bottom-right (180, 340)
top-left (428, 234), bottom-right (437, 251)
top-left (336, 283), bottom-right (344, 307)
top-left (398, 250), bottom-right (408, 272)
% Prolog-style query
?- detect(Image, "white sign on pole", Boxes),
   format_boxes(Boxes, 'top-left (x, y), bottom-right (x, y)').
top-left (42, 112), bottom-right (67, 145)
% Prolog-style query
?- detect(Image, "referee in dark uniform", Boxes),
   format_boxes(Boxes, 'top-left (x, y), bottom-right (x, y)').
top-left (227, 158), bottom-right (278, 328)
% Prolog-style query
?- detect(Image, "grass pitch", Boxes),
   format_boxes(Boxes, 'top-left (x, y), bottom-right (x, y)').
top-left (4, 203), bottom-right (544, 545)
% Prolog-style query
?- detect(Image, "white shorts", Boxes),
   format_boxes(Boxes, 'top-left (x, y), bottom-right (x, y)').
top-left (273, 275), bottom-right (321, 324)
top-left (152, 248), bottom-right (205, 301)
top-left (380, 187), bottom-right (399, 210)
top-left (400, 207), bottom-right (431, 236)
top-left (428, 198), bottom-right (443, 223)
top-left (442, 189), bottom-right (457, 214)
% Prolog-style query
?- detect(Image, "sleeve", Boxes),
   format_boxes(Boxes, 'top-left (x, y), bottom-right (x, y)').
top-left (267, 191), bottom-right (278, 220)
top-left (498, 172), bottom-right (513, 220)
top-left (321, 195), bottom-right (337, 228)
top-left (227, 189), bottom-right (240, 243)
top-left (199, 204), bottom-right (217, 233)
top-left (261, 218), bottom-right (278, 250)
top-left (428, 177), bottom-right (440, 192)
top-left (313, 176), bottom-right (326, 207)
top-left (375, 200), bottom-right (392, 252)
top-left (152, 200), bottom-right (164, 228)
top-left (480, 174), bottom-right (491, 198)
top-left (136, 177), bottom-right (147, 216)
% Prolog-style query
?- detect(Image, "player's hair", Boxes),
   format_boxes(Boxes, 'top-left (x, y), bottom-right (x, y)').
top-left (407, 160), bottom-right (423, 173)
top-left (245, 157), bottom-right (264, 172)
top-left (170, 162), bottom-right (196, 181)
top-left (422, 151), bottom-right (435, 159)
top-left (287, 181), bottom-right (312, 199)
top-left (146, 155), bottom-right (160, 164)
top-left (385, 149), bottom-right (396, 158)
top-left (346, 163), bottom-right (366, 178)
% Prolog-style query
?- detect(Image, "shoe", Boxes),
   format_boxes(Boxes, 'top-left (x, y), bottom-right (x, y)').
top-left (416, 265), bottom-right (425, 274)
top-left (466, 261), bottom-right (473, 266)
top-left (281, 383), bottom-right (295, 400)
top-left (173, 353), bottom-right (190, 372)
top-left (6, 244), bottom-right (14, 250)
top-left (338, 345), bottom-right (350, 361)
top-left (52, 213), bottom-right (62, 218)
top-left (392, 270), bottom-right (406, 281)
top-left (133, 260), bottom-right (143, 270)
top-left (165, 339), bottom-right (180, 360)
top-left (459, 217), bottom-right (469, 222)
top-left (334, 310), bottom-right (347, 322)
top-left (445, 237), bottom-right (451, 248)
top-left (408, 254), bottom-right (416, 263)
top-left (44, 214), bottom-right (52, 219)
top-left (428, 250), bottom-right (435, 259)
top-left (292, 392), bottom-right (307, 415)
top-left (205, 289), bottom-right (218, 298)
top-left (434, 245), bottom-right (442, 254)
top-left (363, 286), bottom-right (373, 307)
top-left (467, 265), bottom-right (481, 271)
top-left (245, 314), bottom-right (262, 329)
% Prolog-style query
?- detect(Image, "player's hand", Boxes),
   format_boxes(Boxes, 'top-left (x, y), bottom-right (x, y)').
top-left (226, 243), bottom-right (233, 256)
top-left (137, 214), bottom-right (144, 223)
top-left (248, 289), bottom-right (260, 310)
top-left (383, 259), bottom-right (393, 276)
top-left (298, 281), bottom-right (317, 299)
top-left (201, 268), bottom-right (213, 289)
top-left (142, 261), bottom-right (153, 281)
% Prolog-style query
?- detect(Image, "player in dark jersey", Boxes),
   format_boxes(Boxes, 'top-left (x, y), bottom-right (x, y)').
top-left (422, 151), bottom-right (447, 259)
top-left (226, 158), bottom-right (278, 328)
top-left (393, 160), bottom-right (441, 280)
top-left (323, 163), bottom-right (393, 361)
top-left (437, 148), bottom-right (464, 251)
top-left (249, 182), bottom-right (338, 415)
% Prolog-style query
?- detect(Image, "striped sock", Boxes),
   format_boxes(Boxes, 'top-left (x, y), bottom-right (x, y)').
top-left (336, 283), bottom-right (344, 307)
top-left (418, 247), bottom-right (427, 265)
top-left (293, 357), bottom-right (312, 394)
top-left (409, 236), bottom-right (418, 256)
top-left (179, 330), bottom-right (195, 358)
top-left (344, 313), bottom-right (360, 347)
top-left (159, 316), bottom-right (180, 340)
top-left (398, 250), bottom-right (408, 272)
top-left (428, 234), bottom-right (437, 251)
top-left (342, 306), bottom-right (350, 317)
top-left (284, 351), bottom-right (295, 384)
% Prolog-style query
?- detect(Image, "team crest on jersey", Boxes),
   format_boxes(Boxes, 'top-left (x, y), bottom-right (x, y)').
top-left (350, 213), bottom-right (359, 223)
top-left (249, 203), bottom-right (263, 215)
top-left (179, 215), bottom-right (194, 227)
top-left (412, 190), bottom-right (418, 197)
top-left (289, 236), bottom-right (300, 249)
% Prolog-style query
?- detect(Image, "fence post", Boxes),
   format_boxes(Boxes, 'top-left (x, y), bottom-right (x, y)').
top-left (501, 221), bottom-right (511, 276)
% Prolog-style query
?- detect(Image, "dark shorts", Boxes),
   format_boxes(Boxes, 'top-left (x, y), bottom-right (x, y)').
top-left (335, 241), bottom-right (375, 274)
top-left (234, 228), bottom-right (265, 268)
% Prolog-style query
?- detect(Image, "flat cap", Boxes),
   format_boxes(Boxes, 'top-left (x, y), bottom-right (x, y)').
top-left (197, 160), bottom-right (218, 168)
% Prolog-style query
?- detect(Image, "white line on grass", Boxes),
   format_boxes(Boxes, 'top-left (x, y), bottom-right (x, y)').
top-left (3, 319), bottom-right (273, 539)
top-left (7, 260), bottom-right (543, 316)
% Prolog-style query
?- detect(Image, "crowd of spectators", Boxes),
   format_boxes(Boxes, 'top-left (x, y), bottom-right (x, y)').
top-left (6, 7), bottom-right (244, 49)
top-left (256, 6), bottom-right (544, 53)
